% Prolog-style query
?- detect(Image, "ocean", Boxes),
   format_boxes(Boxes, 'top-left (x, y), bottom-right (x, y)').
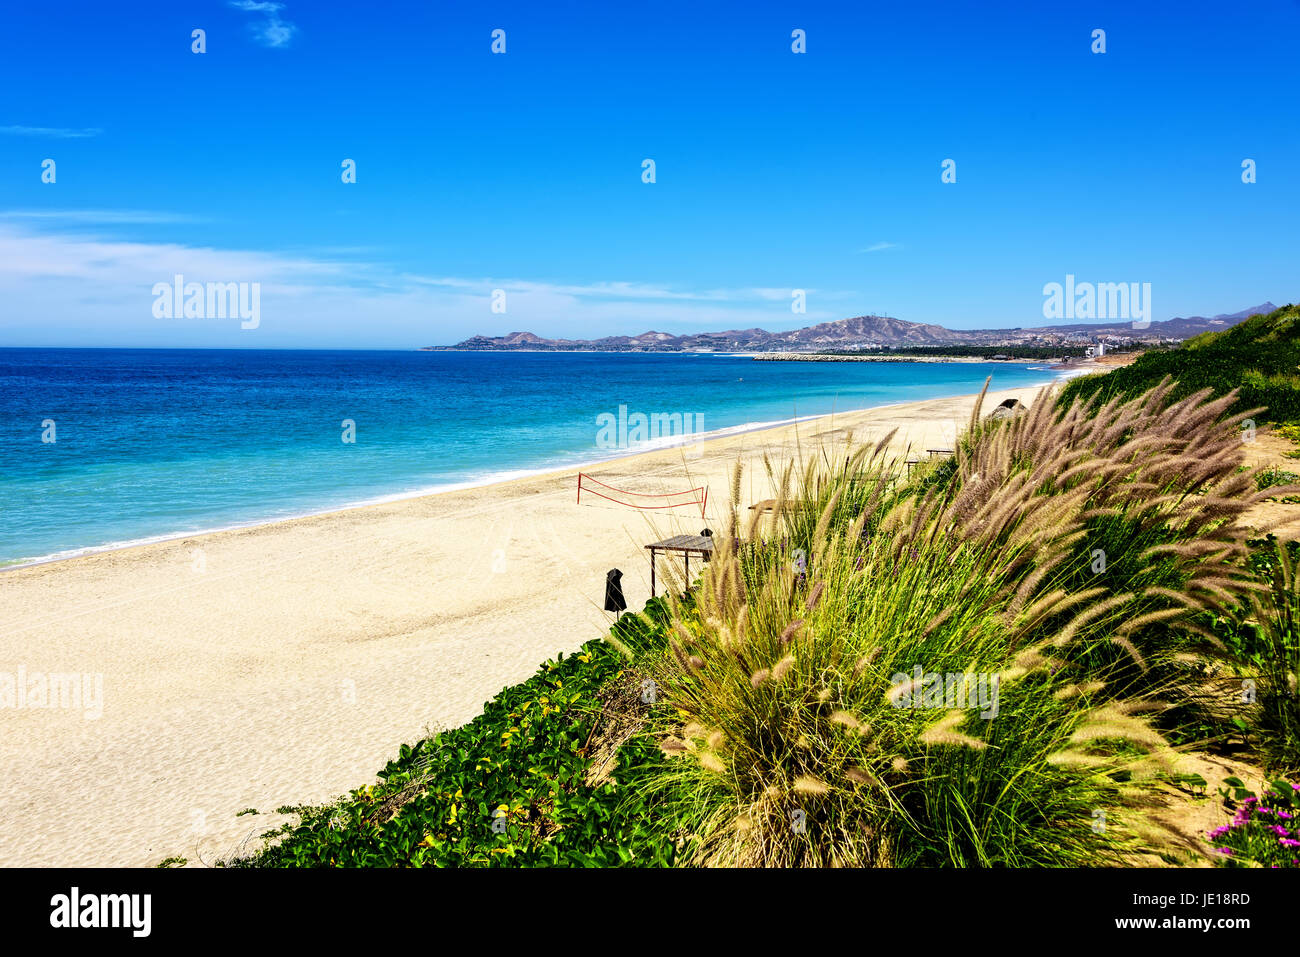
top-left (0, 349), bottom-right (1064, 567)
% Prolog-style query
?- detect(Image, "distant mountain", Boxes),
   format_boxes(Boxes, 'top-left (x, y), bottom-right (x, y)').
top-left (1021, 303), bottom-right (1279, 340)
top-left (778, 315), bottom-right (956, 346)
top-left (432, 315), bottom-right (965, 352)
top-left (426, 303), bottom-right (1282, 352)
top-left (1160, 302), bottom-right (1279, 337)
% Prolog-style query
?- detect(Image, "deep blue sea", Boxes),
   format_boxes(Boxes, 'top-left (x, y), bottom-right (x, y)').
top-left (0, 349), bottom-right (1064, 567)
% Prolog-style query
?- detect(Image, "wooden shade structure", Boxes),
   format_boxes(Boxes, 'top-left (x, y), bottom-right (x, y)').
top-left (645, 533), bottom-right (714, 597)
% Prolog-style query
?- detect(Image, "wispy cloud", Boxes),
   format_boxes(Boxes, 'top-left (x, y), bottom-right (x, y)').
top-left (229, 1), bottom-right (297, 48)
top-left (0, 125), bottom-right (102, 138)
top-left (0, 221), bottom-right (857, 346)
top-left (0, 209), bottom-right (204, 225)
top-left (0, 224), bottom-right (348, 285)
top-left (859, 241), bottom-right (898, 253)
top-left (401, 276), bottom-right (819, 304)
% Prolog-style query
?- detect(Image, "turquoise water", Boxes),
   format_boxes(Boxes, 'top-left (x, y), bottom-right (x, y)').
top-left (0, 349), bottom-right (1062, 567)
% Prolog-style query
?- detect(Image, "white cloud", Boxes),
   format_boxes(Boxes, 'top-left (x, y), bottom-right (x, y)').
top-left (0, 125), bottom-right (102, 138)
top-left (0, 209), bottom-right (204, 225)
top-left (859, 242), bottom-right (898, 253)
top-left (228, 1), bottom-right (298, 48)
top-left (0, 226), bottom-right (347, 285)
top-left (401, 275), bottom-right (814, 305)
top-left (0, 221), bottom-right (854, 347)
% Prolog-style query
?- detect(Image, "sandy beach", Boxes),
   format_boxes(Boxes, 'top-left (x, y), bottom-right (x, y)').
top-left (0, 385), bottom-right (1045, 867)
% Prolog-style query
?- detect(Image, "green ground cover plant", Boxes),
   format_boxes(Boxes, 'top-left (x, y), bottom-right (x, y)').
top-left (1276, 423), bottom-right (1300, 458)
top-left (1254, 466), bottom-right (1300, 502)
top-left (240, 602), bottom-right (681, 867)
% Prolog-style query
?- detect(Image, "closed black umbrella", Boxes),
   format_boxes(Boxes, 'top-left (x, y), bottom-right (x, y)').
top-left (604, 568), bottom-right (627, 616)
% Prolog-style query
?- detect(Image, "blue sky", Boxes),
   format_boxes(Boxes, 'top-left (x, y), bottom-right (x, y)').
top-left (1, 0), bottom-right (1297, 348)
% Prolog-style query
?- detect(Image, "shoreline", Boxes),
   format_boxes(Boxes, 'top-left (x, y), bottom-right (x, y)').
top-left (750, 353), bottom-right (1039, 363)
top-left (0, 382), bottom-right (1053, 867)
top-left (1, 375), bottom-right (1072, 573)
top-left (0, 412), bottom-right (825, 572)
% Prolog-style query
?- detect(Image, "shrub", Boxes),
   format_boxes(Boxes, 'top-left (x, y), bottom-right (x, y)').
top-left (908, 378), bottom-right (1269, 705)
top-left (643, 381), bottom-right (1269, 866)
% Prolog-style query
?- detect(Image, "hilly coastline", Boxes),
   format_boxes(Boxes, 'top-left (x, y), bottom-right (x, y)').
top-left (426, 303), bottom-right (1277, 353)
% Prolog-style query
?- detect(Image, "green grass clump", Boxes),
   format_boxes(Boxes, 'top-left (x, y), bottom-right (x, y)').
top-left (1235, 540), bottom-right (1300, 772)
top-left (642, 382), bottom-right (1269, 867)
top-left (652, 522), bottom-right (1151, 867)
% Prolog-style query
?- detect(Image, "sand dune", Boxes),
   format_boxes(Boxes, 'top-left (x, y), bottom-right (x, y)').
top-left (0, 385), bottom-right (1043, 867)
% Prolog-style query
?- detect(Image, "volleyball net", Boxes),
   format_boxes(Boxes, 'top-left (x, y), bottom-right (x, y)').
top-left (576, 472), bottom-right (708, 518)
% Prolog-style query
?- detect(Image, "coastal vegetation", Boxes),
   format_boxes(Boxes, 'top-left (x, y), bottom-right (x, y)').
top-left (640, 381), bottom-right (1286, 867)
top-left (1060, 303), bottom-right (1300, 421)
top-left (235, 307), bottom-right (1300, 867)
